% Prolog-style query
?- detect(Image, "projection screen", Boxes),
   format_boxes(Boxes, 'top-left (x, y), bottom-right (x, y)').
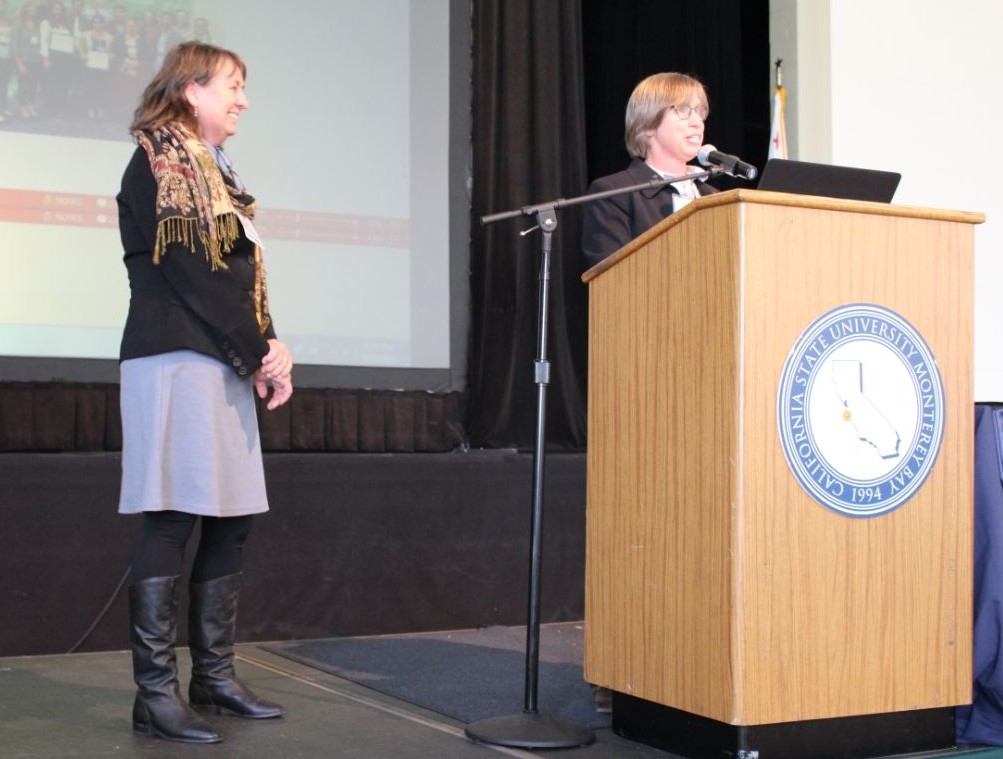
top-left (0, 0), bottom-right (471, 391)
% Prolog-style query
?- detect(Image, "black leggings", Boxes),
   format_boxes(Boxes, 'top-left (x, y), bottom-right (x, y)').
top-left (129, 511), bottom-right (254, 584)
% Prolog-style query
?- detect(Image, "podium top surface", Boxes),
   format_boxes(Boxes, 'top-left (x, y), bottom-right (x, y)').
top-left (581, 188), bottom-right (985, 283)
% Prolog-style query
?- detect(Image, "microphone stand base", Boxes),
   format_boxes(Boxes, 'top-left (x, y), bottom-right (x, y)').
top-left (465, 712), bottom-right (595, 749)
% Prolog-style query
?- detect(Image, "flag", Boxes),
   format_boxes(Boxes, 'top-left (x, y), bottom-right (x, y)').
top-left (768, 62), bottom-right (788, 160)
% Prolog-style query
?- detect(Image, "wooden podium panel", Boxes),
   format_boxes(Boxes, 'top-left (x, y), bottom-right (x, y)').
top-left (582, 189), bottom-right (981, 726)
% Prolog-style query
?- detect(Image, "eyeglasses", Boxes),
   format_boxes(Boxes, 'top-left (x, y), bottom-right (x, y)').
top-left (670, 103), bottom-right (710, 121)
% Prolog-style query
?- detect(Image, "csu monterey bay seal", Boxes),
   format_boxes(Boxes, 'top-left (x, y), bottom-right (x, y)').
top-left (776, 303), bottom-right (945, 518)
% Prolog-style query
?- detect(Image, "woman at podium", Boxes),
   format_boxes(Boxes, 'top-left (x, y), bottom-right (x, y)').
top-left (582, 71), bottom-right (718, 268)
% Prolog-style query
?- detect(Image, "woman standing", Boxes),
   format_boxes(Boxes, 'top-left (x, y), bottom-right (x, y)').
top-left (39, 0), bottom-right (75, 117)
top-left (113, 16), bottom-right (142, 123)
top-left (11, 0), bottom-right (42, 117)
top-left (0, 0), bottom-right (13, 121)
top-left (117, 41), bottom-right (293, 744)
top-left (76, 11), bottom-right (113, 118)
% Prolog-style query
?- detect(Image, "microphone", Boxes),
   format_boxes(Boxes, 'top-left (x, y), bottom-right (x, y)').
top-left (697, 145), bottom-right (758, 180)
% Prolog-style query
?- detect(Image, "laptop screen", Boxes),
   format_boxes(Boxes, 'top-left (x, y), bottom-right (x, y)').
top-left (756, 158), bottom-right (901, 203)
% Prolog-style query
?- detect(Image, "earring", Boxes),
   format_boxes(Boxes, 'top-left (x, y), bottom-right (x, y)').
top-left (194, 107), bottom-right (199, 118)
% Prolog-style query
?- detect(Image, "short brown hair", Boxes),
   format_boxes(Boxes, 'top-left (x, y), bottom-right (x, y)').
top-left (624, 72), bottom-right (708, 159)
top-left (130, 41), bottom-right (247, 133)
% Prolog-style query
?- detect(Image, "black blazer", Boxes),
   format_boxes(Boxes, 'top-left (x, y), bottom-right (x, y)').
top-left (117, 146), bottom-right (275, 377)
top-left (581, 157), bottom-right (718, 270)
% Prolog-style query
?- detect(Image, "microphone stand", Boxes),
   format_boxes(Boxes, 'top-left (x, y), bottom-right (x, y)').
top-left (464, 166), bottom-right (726, 750)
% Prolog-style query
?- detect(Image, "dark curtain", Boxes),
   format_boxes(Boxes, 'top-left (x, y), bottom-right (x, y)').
top-left (466, 0), bottom-right (769, 451)
top-left (582, 0), bottom-right (770, 184)
top-left (467, 0), bottom-right (590, 451)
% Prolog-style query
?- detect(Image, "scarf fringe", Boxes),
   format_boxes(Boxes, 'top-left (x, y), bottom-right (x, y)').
top-left (152, 213), bottom-right (240, 270)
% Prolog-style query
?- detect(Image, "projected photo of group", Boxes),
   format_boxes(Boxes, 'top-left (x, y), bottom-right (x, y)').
top-left (0, 0), bottom-right (209, 142)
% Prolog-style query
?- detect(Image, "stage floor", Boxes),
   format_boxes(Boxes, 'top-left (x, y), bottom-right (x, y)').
top-left (3, 628), bottom-right (1003, 759)
top-left (0, 636), bottom-right (648, 758)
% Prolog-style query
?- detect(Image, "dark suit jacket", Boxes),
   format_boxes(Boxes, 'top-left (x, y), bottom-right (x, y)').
top-left (581, 157), bottom-right (718, 270)
top-left (117, 146), bottom-right (275, 377)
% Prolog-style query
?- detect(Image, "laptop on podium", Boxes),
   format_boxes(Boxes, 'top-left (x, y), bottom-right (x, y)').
top-left (756, 158), bottom-right (901, 203)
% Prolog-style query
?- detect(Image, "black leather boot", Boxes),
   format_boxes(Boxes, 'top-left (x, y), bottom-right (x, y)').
top-left (129, 576), bottom-right (222, 743)
top-left (188, 572), bottom-right (283, 719)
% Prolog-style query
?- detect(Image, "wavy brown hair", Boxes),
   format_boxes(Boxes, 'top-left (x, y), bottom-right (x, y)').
top-left (130, 41), bottom-right (247, 134)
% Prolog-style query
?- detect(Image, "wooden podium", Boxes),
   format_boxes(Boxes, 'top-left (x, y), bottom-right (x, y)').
top-left (581, 189), bottom-right (983, 758)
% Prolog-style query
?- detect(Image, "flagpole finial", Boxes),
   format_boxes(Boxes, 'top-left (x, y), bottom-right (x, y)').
top-left (774, 59), bottom-right (784, 89)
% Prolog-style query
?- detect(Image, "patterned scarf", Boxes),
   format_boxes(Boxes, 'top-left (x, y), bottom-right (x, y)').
top-left (135, 123), bottom-right (271, 335)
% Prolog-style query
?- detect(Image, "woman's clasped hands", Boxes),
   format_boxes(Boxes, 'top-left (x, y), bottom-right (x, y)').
top-left (255, 338), bottom-right (294, 410)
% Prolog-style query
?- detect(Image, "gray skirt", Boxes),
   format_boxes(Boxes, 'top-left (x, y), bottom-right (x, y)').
top-left (118, 350), bottom-right (269, 517)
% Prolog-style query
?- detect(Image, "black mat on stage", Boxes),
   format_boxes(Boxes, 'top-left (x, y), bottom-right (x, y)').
top-left (263, 623), bottom-right (611, 730)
